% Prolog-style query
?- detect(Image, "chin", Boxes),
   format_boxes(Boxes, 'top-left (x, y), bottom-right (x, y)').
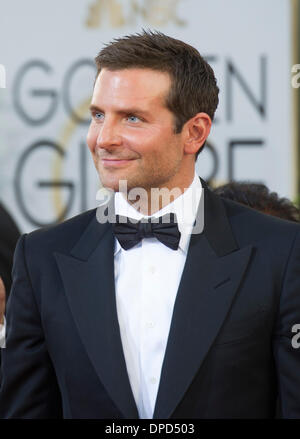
top-left (98, 175), bottom-right (125, 193)
top-left (100, 180), bottom-right (119, 192)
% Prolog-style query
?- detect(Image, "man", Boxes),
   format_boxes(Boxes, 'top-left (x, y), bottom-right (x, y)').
top-left (0, 203), bottom-right (20, 298)
top-left (0, 31), bottom-right (300, 419)
top-left (0, 278), bottom-right (5, 349)
top-left (0, 203), bottom-right (20, 350)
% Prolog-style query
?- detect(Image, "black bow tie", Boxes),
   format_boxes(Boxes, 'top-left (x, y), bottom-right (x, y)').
top-left (112, 213), bottom-right (181, 250)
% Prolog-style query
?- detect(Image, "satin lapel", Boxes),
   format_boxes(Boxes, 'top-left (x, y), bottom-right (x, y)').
top-left (54, 203), bottom-right (139, 419)
top-left (153, 182), bottom-right (253, 419)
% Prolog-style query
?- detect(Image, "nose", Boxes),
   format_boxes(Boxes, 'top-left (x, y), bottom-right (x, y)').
top-left (96, 118), bottom-right (122, 150)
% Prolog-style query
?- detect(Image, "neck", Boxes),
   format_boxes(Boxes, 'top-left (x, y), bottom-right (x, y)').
top-left (122, 173), bottom-right (195, 216)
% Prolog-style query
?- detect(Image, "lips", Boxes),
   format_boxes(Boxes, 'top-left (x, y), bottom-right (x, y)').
top-left (101, 158), bottom-right (136, 167)
top-left (101, 158), bottom-right (134, 161)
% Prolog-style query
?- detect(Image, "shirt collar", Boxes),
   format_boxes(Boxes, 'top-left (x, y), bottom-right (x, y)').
top-left (96, 172), bottom-right (203, 255)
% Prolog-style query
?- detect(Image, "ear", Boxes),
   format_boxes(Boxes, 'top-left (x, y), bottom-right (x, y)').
top-left (183, 112), bottom-right (212, 156)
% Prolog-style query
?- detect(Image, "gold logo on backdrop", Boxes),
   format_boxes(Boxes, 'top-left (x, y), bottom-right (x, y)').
top-left (85, 0), bottom-right (186, 28)
top-left (52, 98), bottom-right (91, 217)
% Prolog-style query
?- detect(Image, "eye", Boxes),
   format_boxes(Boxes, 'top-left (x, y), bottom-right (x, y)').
top-left (94, 112), bottom-right (104, 121)
top-left (126, 115), bottom-right (141, 123)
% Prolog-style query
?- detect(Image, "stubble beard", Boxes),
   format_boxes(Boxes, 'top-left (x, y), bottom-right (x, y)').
top-left (97, 155), bottom-right (185, 215)
top-left (99, 159), bottom-right (182, 194)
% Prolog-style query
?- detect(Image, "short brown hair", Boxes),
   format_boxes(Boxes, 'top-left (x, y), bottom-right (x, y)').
top-left (95, 30), bottom-right (219, 157)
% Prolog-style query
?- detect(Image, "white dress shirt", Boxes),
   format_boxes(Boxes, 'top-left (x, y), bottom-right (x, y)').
top-left (112, 172), bottom-right (203, 418)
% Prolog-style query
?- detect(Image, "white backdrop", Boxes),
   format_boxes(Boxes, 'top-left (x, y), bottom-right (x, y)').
top-left (0, 0), bottom-right (294, 232)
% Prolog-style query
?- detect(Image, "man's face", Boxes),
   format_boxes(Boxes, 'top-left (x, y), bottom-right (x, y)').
top-left (87, 68), bottom-right (187, 193)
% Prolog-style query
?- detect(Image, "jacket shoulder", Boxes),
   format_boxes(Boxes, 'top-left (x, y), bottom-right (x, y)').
top-left (24, 208), bottom-right (98, 254)
top-left (221, 196), bottom-right (300, 242)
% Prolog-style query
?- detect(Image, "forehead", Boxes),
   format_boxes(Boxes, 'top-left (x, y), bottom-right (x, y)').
top-left (92, 68), bottom-right (171, 108)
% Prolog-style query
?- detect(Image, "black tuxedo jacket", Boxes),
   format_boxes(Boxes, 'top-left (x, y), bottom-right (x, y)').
top-left (1, 181), bottom-right (300, 418)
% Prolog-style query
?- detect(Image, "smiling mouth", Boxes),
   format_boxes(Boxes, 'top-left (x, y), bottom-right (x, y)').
top-left (101, 158), bottom-right (136, 167)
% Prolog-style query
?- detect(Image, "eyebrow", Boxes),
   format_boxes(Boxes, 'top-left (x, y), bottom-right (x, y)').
top-left (89, 104), bottom-right (150, 117)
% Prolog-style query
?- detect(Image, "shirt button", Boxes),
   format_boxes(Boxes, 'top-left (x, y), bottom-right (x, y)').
top-left (149, 265), bottom-right (156, 274)
top-left (150, 377), bottom-right (157, 384)
top-left (146, 321), bottom-right (155, 329)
